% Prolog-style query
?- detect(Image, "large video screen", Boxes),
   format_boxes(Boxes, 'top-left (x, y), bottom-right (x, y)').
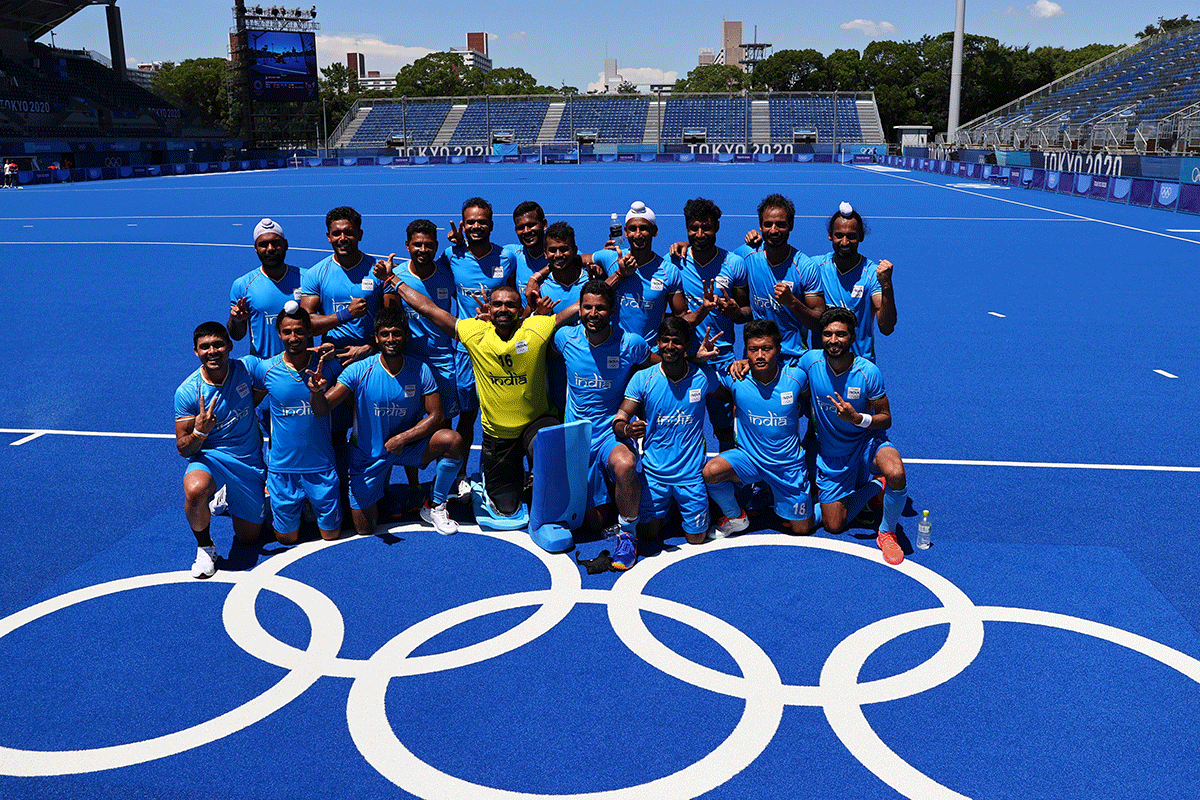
top-left (246, 29), bottom-right (318, 102)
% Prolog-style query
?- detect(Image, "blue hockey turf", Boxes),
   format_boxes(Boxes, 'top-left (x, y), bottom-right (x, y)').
top-left (0, 161), bottom-right (1197, 799)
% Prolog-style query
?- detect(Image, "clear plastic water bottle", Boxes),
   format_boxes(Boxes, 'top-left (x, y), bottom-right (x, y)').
top-left (916, 510), bottom-right (932, 550)
top-left (609, 213), bottom-right (628, 256)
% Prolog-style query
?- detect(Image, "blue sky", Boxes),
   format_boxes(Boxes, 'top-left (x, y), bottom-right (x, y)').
top-left (46, 1), bottom-right (1193, 91)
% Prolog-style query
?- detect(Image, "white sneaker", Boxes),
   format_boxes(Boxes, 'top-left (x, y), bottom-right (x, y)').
top-left (208, 485), bottom-right (229, 516)
top-left (712, 510), bottom-right (749, 539)
top-left (191, 545), bottom-right (218, 578)
top-left (449, 478), bottom-right (473, 504)
top-left (421, 501), bottom-right (459, 535)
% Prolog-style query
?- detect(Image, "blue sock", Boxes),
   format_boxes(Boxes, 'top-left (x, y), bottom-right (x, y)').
top-left (881, 486), bottom-right (907, 533)
top-left (707, 481), bottom-right (741, 519)
top-left (843, 477), bottom-right (884, 522)
top-left (431, 458), bottom-right (463, 505)
top-left (813, 501), bottom-right (823, 526)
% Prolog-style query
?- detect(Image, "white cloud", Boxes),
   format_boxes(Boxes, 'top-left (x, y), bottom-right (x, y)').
top-left (840, 19), bottom-right (898, 37)
top-left (508, 31), bottom-right (528, 42)
top-left (487, 32), bottom-right (499, 41)
top-left (585, 66), bottom-right (679, 93)
top-left (1027, 0), bottom-right (1063, 18)
top-left (316, 34), bottom-right (434, 74)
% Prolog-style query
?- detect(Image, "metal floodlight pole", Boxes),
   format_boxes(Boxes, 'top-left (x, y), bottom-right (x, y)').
top-left (947, 0), bottom-right (967, 139)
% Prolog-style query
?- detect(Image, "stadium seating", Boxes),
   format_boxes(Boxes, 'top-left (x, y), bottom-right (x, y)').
top-left (768, 97), bottom-right (863, 143)
top-left (553, 96), bottom-right (648, 144)
top-left (659, 97), bottom-right (749, 144)
top-left (959, 27), bottom-right (1200, 152)
top-left (348, 102), bottom-right (451, 147)
top-left (447, 99), bottom-right (550, 146)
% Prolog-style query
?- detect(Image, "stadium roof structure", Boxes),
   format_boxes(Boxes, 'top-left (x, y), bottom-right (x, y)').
top-left (0, 0), bottom-right (96, 41)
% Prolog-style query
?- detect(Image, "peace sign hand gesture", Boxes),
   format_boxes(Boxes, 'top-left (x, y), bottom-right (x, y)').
top-left (447, 220), bottom-right (464, 246)
top-left (695, 329), bottom-right (723, 362)
top-left (193, 385), bottom-right (219, 437)
top-left (305, 349), bottom-right (332, 393)
top-left (828, 392), bottom-right (863, 425)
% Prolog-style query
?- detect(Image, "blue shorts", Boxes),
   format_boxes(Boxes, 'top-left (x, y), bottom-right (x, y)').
top-left (267, 469), bottom-right (341, 533)
top-left (816, 435), bottom-right (897, 505)
top-left (429, 363), bottom-right (461, 420)
top-left (640, 472), bottom-right (709, 536)
top-left (348, 438), bottom-right (431, 511)
top-left (586, 432), bottom-right (639, 510)
top-left (187, 451), bottom-right (266, 524)
top-left (719, 449), bottom-right (812, 522)
top-left (454, 349), bottom-right (479, 414)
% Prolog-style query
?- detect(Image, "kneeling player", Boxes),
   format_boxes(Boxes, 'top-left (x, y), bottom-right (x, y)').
top-left (174, 322), bottom-right (267, 578)
top-left (801, 307), bottom-right (908, 564)
top-left (246, 305), bottom-right (342, 544)
top-left (703, 319), bottom-right (814, 536)
top-left (314, 307), bottom-right (466, 535)
top-left (615, 316), bottom-right (719, 561)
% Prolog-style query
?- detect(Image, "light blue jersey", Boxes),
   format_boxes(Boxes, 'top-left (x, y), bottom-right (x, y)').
top-left (246, 354), bottom-right (337, 473)
top-left (811, 253), bottom-right (884, 362)
top-left (744, 247), bottom-right (823, 358)
top-left (593, 249), bottom-right (683, 346)
top-left (674, 247), bottom-right (747, 364)
top-left (503, 242), bottom-right (547, 297)
top-left (337, 355), bottom-right (438, 461)
top-left (300, 253), bottom-right (393, 348)
top-left (717, 365), bottom-right (809, 470)
top-left (799, 350), bottom-right (887, 462)
top-left (173, 359), bottom-right (263, 466)
top-left (733, 243), bottom-right (760, 260)
top-left (538, 267), bottom-right (590, 411)
top-left (438, 243), bottom-right (512, 324)
top-left (229, 265), bottom-right (304, 358)
top-left (624, 363), bottom-right (717, 481)
top-left (554, 326), bottom-right (651, 449)
top-left (391, 259), bottom-right (457, 375)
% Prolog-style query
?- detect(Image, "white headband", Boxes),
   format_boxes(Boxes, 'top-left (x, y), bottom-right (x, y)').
top-left (625, 200), bottom-right (656, 226)
top-left (253, 217), bottom-right (285, 242)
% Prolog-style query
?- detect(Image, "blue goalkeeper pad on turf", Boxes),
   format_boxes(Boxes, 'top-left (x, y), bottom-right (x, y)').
top-left (528, 420), bottom-right (592, 552)
top-left (471, 478), bottom-right (529, 531)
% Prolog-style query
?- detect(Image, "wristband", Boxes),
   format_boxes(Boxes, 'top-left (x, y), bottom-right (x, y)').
top-left (193, 428), bottom-right (209, 439)
top-left (854, 413), bottom-right (873, 429)
top-left (335, 307), bottom-right (352, 324)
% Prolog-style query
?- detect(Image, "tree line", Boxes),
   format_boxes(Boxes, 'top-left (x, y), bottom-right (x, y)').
top-left (149, 16), bottom-right (1196, 141)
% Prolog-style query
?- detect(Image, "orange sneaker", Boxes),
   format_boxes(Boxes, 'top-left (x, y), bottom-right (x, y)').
top-left (877, 530), bottom-right (904, 565)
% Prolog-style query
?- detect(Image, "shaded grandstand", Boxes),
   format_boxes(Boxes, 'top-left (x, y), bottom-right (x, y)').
top-left (0, 1), bottom-right (228, 164)
top-left (955, 23), bottom-right (1200, 154)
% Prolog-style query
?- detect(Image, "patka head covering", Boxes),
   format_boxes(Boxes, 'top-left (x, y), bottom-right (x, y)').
top-left (625, 200), bottom-right (656, 226)
top-left (253, 217), bottom-right (286, 242)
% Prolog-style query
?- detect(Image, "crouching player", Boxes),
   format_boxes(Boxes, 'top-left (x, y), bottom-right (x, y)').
top-left (801, 307), bottom-right (908, 565)
top-left (174, 322), bottom-right (267, 578)
top-left (313, 307), bottom-right (466, 536)
top-left (614, 317), bottom-right (720, 564)
top-left (703, 319), bottom-right (814, 536)
top-left (246, 304), bottom-right (342, 544)
top-left (553, 279), bottom-right (651, 539)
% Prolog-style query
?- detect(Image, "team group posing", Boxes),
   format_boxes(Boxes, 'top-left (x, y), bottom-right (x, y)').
top-left (175, 192), bottom-right (907, 578)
